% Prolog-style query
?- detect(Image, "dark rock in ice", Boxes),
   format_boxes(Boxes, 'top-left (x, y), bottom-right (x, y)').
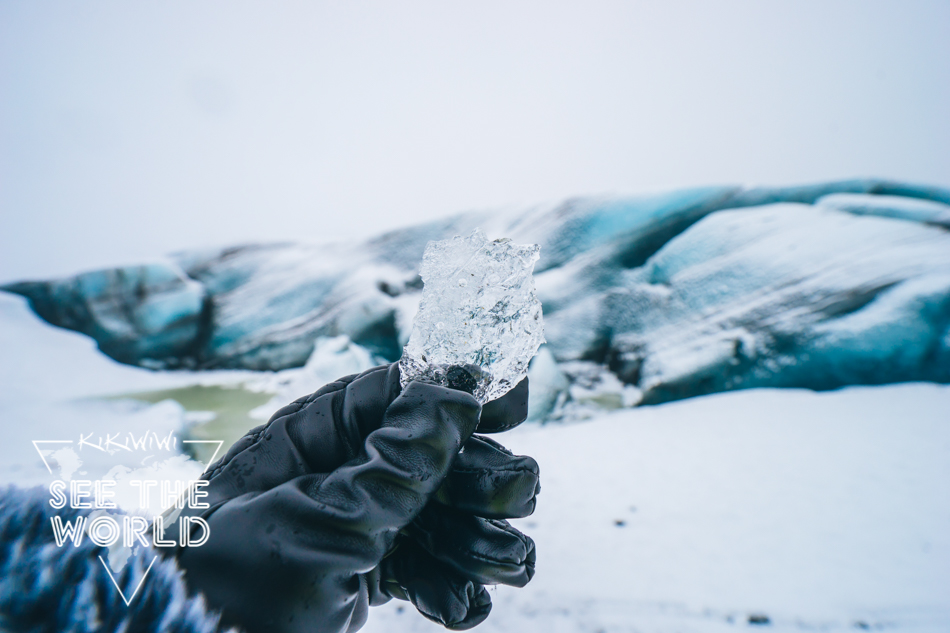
top-left (748, 614), bottom-right (771, 625)
top-left (445, 365), bottom-right (479, 396)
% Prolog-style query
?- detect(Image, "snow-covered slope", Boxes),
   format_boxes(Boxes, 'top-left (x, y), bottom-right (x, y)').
top-left (363, 383), bottom-right (950, 633)
top-left (4, 179), bottom-right (950, 414)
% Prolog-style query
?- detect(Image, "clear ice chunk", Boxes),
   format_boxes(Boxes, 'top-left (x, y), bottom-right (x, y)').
top-left (399, 229), bottom-right (545, 404)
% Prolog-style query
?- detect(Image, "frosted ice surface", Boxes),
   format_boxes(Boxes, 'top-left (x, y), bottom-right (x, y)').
top-left (399, 229), bottom-right (545, 404)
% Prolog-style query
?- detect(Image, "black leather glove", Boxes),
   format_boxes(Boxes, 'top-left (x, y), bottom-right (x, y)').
top-left (165, 364), bottom-right (538, 633)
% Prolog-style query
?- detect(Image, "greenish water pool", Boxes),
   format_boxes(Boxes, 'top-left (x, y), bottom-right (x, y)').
top-left (113, 385), bottom-right (274, 464)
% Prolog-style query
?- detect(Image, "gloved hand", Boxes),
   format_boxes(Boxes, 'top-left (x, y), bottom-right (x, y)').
top-left (165, 364), bottom-right (539, 633)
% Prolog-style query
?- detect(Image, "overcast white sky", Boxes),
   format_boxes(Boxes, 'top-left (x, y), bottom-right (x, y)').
top-left (2, 1), bottom-right (948, 281)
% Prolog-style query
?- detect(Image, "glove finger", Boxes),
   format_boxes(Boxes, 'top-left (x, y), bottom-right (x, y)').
top-left (433, 434), bottom-right (540, 519)
top-left (382, 540), bottom-right (492, 630)
top-left (296, 380), bottom-right (482, 548)
top-left (283, 363), bottom-right (402, 469)
top-left (174, 381), bottom-right (481, 633)
top-left (406, 504), bottom-right (536, 587)
top-left (477, 377), bottom-right (529, 433)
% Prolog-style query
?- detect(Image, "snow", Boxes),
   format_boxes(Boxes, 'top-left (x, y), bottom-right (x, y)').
top-left (2, 290), bottom-right (948, 632)
top-left (0, 294), bottom-right (246, 405)
top-left (0, 293), bottom-right (255, 504)
top-left (364, 384), bottom-right (950, 633)
top-left (818, 193), bottom-right (950, 228)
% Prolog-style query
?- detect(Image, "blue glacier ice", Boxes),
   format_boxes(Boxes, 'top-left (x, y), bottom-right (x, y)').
top-left (603, 203), bottom-right (950, 404)
top-left (4, 178), bottom-right (949, 415)
top-left (2, 264), bottom-right (206, 368)
top-left (817, 193), bottom-right (950, 228)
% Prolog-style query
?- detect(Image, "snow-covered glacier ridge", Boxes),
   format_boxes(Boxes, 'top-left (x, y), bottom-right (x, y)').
top-left (5, 179), bottom-right (950, 418)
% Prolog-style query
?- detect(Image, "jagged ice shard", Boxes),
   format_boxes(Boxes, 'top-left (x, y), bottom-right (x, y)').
top-left (399, 229), bottom-right (545, 404)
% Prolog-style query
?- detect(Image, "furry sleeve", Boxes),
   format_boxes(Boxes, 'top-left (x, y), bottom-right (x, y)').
top-left (0, 485), bottom-right (236, 633)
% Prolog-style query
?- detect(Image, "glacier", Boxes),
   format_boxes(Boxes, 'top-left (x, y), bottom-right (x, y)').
top-left (4, 178), bottom-right (950, 417)
top-left (1, 264), bottom-right (207, 368)
top-left (605, 204), bottom-right (950, 404)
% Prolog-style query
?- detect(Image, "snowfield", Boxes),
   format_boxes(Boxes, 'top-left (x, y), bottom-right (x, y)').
top-left (1, 293), bottom-right (948, 632)
top-left (363, 384), bottom-right (950, 633)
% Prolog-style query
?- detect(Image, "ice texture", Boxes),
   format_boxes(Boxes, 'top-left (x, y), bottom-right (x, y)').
top-left (8, 179), bottom-right (950, 414)
top-left (398, 229), bottom-right (545, 403)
